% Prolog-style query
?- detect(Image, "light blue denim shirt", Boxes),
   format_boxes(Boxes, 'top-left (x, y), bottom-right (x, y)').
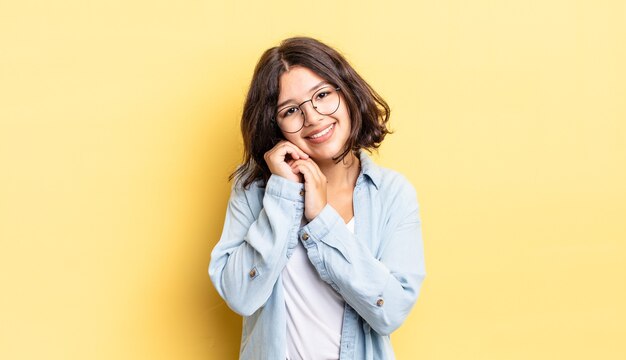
top-left (209, 151), bottom-right (426, 359)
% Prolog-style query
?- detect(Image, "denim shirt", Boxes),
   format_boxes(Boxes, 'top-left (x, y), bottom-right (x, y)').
top-left (209, 151), bottom-right (426, 359)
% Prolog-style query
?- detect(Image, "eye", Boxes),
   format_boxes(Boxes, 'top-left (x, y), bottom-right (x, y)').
top-left (316, 91), bottom-right (330, 100)
top-left (280, 107), bottom-right (298, 118)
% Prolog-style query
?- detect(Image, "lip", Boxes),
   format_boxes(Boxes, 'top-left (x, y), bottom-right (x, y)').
top-left (304, 123), bottom-right (335, 144)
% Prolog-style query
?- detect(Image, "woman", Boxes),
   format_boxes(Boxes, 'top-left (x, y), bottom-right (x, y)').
top-left (209, 37), bottom-right (426, 360)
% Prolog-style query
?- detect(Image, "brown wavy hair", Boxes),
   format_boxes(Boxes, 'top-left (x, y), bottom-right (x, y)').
top-left (230, 37), bottom-right (391, 188)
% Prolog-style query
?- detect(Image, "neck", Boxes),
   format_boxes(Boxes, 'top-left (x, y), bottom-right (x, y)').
top-left (315, 151), bottom-right (361, 189)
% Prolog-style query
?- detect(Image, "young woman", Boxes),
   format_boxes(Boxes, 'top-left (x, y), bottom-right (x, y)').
top-left (209, 37), bottom-right (426, 360)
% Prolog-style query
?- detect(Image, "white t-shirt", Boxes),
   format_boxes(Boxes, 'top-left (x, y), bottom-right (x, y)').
top-left (283, 217), bottom-right (355, 360)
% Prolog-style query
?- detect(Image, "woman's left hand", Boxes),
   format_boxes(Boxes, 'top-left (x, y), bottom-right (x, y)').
top-left (291, 158), bottom-right (327, 221)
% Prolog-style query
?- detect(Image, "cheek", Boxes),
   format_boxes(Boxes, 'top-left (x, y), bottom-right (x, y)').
top-left (339, 107), bottom-right (351, 133)
top-left (283, 132), bottom-right (302, 144)
top-left (339, 100), bottom-right (350, 120)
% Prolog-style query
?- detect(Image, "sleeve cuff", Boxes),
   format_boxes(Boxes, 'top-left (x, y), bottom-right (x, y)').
top-left (299, 204), bottom-right (353, 263)
top-left (265, 174), bottom-right (305, 203)
top-left (303, 204), bottom-right (342, 239)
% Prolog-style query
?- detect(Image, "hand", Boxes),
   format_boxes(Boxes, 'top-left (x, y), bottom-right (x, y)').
top-left (263, 141), bottom-right (309, 183)
top-left (291, 158), bottom-right (327, 221)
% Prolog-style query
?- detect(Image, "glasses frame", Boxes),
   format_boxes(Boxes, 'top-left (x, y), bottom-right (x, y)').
top-left (273, 86), bottom-right (342, 134)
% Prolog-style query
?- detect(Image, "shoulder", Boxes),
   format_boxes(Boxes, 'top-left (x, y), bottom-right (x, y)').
top-left (377, 166), bottom-right (417, 196)
top-left (358, 152), bottom-right (420, 218)
top-left (359, 151), bottom-right (417, 201)
top-left (228, 178), bottom-right (266, 211)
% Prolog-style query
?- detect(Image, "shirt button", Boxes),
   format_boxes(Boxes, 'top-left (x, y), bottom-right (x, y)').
top-left (299, 190), bottom-right (305, 196)
top-left (301, 233), bottom-right (309, 241)
top-left (376, 298), bottom-right (384, 307)
top-left (249, 268), bottom-right (257, 278)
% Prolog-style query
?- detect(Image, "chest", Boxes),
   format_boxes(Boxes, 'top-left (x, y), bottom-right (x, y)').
top-left (252, 181), bottom-right (387, 257)
top-left (326, 186), bottom-right (355, 224)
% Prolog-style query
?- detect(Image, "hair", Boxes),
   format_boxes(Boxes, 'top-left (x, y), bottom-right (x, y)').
top-left (230, 36), bottom-right (392, 188)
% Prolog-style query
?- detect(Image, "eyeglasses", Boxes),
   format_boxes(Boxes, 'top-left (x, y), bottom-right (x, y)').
top-left (274, 86), bottom-right (341, 133)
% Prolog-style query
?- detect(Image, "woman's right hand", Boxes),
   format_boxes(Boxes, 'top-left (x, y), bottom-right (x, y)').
top-left (263, 141), bottom-right (309, 183)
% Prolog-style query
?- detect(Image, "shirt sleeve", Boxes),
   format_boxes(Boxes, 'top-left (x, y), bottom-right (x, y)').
top-left (209, 174), bottom-right (305, 316)
top-left (297, 179), bottom-right (426, 336)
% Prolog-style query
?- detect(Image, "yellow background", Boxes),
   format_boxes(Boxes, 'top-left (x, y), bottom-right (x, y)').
top-left (1, 0), bottom-right (625, 359)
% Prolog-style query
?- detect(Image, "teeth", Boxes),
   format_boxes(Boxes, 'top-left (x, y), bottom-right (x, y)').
top-left (310, 124), bottom-right (334, 139)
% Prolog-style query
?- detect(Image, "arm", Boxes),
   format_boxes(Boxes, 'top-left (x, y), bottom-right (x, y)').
top-left (298, 179), bottom-right (426, 336)
top-left (208, 174), bottom-right (305, 316)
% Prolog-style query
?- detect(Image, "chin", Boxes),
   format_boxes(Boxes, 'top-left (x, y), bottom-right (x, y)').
top-left (307, 145), bottom-right (345, 162)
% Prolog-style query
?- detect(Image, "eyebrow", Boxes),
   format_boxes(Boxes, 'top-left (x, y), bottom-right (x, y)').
top-left (276, 81), bottom-right (330, 109)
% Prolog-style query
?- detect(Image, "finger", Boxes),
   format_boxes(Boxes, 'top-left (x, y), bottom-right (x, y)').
top-left (293, 161), bottom-right (314, 184)
top-left (301, 159), bottom-right (324, 184)
top-left (289, 165), bottom-right (305, 182)
top-left (285, 146), bottom-right (305, 161)
top-left (290, 160), bottom-right (301, 175)
top-left (266, 144), bottom-right (299, 169)
top-left (293, 160), bottom-right (321, 185)
top-left (279, 142), bottom-right (309, 160)
top-left (272, 143), bottom-right (296, 160)
top-left (304, 158), bottom-right (324, 177)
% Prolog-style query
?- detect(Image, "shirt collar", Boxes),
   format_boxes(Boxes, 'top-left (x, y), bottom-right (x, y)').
top-left (358, 150), bottom-right (382, 189)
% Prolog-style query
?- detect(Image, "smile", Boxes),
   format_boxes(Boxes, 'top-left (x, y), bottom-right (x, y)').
top-left (307, 123), bottom-right (335, 141)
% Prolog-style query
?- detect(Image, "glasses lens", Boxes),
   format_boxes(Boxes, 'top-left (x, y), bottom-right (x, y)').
top-left (276, 106), bottom-right (304, 133)
top-left (275, 86), bottom-right (339, 133)
top-left (312, 87), bottom-right (340, 115)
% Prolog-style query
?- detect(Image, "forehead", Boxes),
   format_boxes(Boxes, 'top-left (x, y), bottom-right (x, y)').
top-left (277, 66), bottom-right (328, 102)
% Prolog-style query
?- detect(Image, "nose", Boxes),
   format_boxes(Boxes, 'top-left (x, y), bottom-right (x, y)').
top-left (300, 100), bottom-right (322, 126)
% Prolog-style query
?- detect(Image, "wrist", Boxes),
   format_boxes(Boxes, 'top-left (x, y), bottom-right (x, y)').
top-left (305, 202), bottom-right (327, 221)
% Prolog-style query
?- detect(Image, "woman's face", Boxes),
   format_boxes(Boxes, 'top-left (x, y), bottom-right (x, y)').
top-left (276, 65), bottom-right (351, 162)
